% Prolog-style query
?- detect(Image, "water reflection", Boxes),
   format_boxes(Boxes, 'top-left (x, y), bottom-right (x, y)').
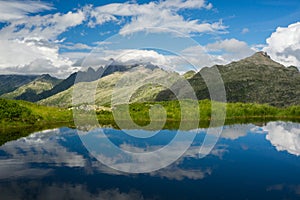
top-left (0, 122), bottom-right (300, 199)
top-left (265, 121), bottom-right (300, 156)
top-left (0, 183), bottom-right (147, 200)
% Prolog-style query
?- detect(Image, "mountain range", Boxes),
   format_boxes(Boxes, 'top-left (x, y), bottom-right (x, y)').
top-left (0, 52), bottom-right (299, 107)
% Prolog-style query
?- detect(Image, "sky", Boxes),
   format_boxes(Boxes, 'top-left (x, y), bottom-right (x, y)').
top-left (0, 0), bottom-right (300, 78)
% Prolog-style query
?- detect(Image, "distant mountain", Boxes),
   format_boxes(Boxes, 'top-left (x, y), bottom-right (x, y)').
top-left (156, 52), bottom-right (300, 107)
top-left (39, 66), bottom-right (176, 107)
top-left (32, 63), bottom-right (159, 103)
top-left (1, 74), bottom-right (61, 100)
top-left (3, 52), bottom-right (299, 107)
top-left (0, 75), bottom-right (39, 96)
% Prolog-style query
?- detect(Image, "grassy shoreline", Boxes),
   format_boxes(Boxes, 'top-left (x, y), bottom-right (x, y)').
top-left (1, 98), bottom-right (300, 127)
top-left (0, 98), bottom-right (299, 145)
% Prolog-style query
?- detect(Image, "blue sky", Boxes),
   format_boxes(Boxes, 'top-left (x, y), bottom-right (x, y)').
top-left (0, 0), bottom-right (300, 77)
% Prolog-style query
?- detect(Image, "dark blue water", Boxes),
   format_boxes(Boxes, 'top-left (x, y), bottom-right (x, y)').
top-left (0, 121), bottom-right (299, 200)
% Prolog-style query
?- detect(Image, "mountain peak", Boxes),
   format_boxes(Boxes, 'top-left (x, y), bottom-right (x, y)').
top-left (239, 51), bottom-right (283, 67)
top-left (255, 51), bottom-right (271, 58)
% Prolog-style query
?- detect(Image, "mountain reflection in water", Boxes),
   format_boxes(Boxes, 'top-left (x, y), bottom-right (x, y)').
top-left (0, 122), bottom-right (300, 200)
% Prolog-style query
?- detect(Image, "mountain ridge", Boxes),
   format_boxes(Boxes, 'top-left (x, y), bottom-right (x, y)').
top-left (1, 74), bottom-right (61, 100)
top-left (156, 52), bottom-right (300, 107)
top-left (0, 52), bottom-right (299, 107)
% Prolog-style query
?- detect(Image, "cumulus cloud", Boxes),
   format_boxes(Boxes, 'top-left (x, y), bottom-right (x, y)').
top-left (263, 22), bottom-right (300, 68)
top-left (0, 38), bottom-right (68, 67)
top-left (0, 8), bottom-right (86, 77)
top-left (206, 38), bottom-right (255, 58)
top-left (0, 0), bottom-right (52, 22)
top-left (71, 49), bottom-right (173, 70)
top-left (0, 129), bottom-right (86, 180)
top-left (180, 45), bottom-right (225, 67)
top-left (0, 0), bottom-right (253, 77)
top-left (88, 0), bottom-right (225, 36)
top-left (0, 9), bottom-right (86, 41)
top-left (69, 38), bottom-right (255, 75)
top-left (177, 38), bottom-right (255, 69)
top-left (0, 0), bottom-right (230, 77)
top-left (0, 38), bottom-right (75, 78)
top-left (220, 124), bottom-right (256, 140)
top-left (4, 59), bottom-right (75, 78)
top-left (265, 121), bottom-right (300, 156)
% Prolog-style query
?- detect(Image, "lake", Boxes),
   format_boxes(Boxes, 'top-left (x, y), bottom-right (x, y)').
top-left (0, 121), bottom-right (300, 200)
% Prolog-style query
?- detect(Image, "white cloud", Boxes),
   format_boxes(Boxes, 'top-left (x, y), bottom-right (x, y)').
top-left (150, 166), bottom-right (211, 180)
top-left (206, 38), bottom-right (255, 55)
top-left (0, 9), bottom-right (86, 40)
top-left (0, 1), bottom-right (228, 77)
top-left (0, 38), bottom-right (66, 66)
top-left (180, 45), bottom-right (225, 68)
top-left (0, 0), bottom-right (52, 22)
top-left (61, 43), bottom-right (93, 50)
top-left (0, 8), bottom-right (86, 77)
top-left (221, 124), bottom-right (256, 140)
top-left (161, 0), bottom-right (212, 9)
top-left (263, 22), bottom-right (300, 68)
top-left (70, 38), bottom-right (255, 73)
top-left (265, 121), bottom-right (300, 156)
top-left (0, 128), bottom-right (86, 180)
top-left (0, 1), bottom-right (255, 77)
top-left (88, 0), bottom-right (225, 36)
top-left (177, 38), bottom-right (255, 70)
top-left (0, 38), bottom-right (75, 78)
top-left (71, 49), bottom-right (172, 69)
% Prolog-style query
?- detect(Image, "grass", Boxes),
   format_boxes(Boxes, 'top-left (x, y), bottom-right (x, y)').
top-left (96, 99), bottom-right (300, 129)
top-left (0, 98), bottom-right (74, 145)
top-left (0, 98), bottom-right (299, 144)
top-left (0, 98), bottom-right (73, 128)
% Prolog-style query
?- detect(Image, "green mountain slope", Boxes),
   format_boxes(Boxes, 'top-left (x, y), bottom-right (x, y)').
top-left (0, 75), bottom-right (39, 96)
top-left (156, 52), bottom-right (300, 107)
top-left (17, 63), bottom-right (156, 103)
top-left (39, 67), bottom-right (179, 107)
top-left (1, 74), bottom-right (61, 100)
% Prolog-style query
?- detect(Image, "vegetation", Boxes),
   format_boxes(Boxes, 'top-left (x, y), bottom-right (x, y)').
top-left (0, 98), bottom-right (73, 128)
top-left (0, 98), bottom-right (74, 144)
top-left (0, 98), bottom-right (39, 124)
top-left (96, 99), bottom-right (300, 129)
top-left (157, 52), bottom-right (300, 107)
top-left (0, 74), bottom-right (39, 96)
top-left (0, 97), bottom-right (299, 144)
top-left (0, 52), bottom-right (299, 144)
top-left (2, 98), bottom-right (299, 130)
top-left (38, 67), bottom-right (178, 108)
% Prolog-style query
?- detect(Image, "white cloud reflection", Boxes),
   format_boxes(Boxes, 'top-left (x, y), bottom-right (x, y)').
top-left (0, 128), bottom-right (85, 179)
top-left (0, 183), bottom-right (148, 200)
top-left (1, 122), bottom-right (296, 183)
top-left (265, 121), bottom-right (300, 156)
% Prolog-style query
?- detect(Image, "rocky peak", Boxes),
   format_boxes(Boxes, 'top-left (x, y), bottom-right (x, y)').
top-left (238, 51), bottom-right (283, 68)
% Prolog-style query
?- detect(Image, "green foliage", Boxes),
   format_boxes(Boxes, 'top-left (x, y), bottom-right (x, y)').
top-left (226, 102), bottom-right (278, 118)
top-left (96, 100), bottom-right (300, 129)
top-left (0, 98), bottom-right (73, 128)
top-left (0, 98), bottom-right (38, 124)
top-left (0, 98), bottom-right (74, 145)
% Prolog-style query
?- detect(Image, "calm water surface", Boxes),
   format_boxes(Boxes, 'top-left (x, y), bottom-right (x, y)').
top-left (0, 121), bottom-right (300, 200)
